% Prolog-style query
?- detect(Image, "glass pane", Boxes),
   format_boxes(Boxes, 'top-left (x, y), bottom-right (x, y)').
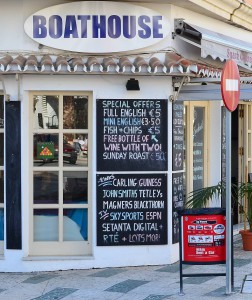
top-left (33, 134), bottom-right (59, 166)
top-left (0, 95), bottom-right (3, 128)
top-left (0, 133), bottom-right (3, 166)
top-left (0, 171), bottom-right (3, 203)
top-left (34, 171), bottom-right (58, 204)
top-left (63, 96), bottom-right (88, 129)
top-left (33, 95), bottom-right (59, 129)
top-left (63, 209), bottom-right (88, 241)
top-left (193, 107), bottom-right (204, 191)
top-left (63, 134), bottom-right (88, 167)
top-left (63, 171), bottom-right (88, 204)
top-left (34, 209), bottom-right (58, 241)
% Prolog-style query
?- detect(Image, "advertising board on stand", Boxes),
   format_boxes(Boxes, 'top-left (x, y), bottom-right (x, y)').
top-left (178, 208), bottom-right (227, 295)
top-left (181, 213), bottom-right (226, 263)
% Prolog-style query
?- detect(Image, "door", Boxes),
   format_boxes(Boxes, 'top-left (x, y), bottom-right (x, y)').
top-left (237, 103), bottom-right (252, 224)
top-left (184, 101), bottom-right (209, 195)
top-left (30, 92), bottom-right (92, 256)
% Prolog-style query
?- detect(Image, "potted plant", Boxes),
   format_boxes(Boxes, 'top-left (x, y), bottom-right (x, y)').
top-left (185, 181), bottom-right (252, 251)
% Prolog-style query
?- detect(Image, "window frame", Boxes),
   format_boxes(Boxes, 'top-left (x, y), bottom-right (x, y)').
top-left (0, 94), bottom-right (4, 254)
top-left (29, 91), bottom-right (92, 256)
top-left (184, 101), bottom-right (209, 195)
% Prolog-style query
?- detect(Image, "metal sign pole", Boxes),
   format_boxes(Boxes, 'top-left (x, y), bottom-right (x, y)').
top-left (225, 108), bottom-right (232, 294)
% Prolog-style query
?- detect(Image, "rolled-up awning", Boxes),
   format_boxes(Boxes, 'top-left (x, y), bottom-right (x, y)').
top-left (174, 19), bottom-right (252, 71)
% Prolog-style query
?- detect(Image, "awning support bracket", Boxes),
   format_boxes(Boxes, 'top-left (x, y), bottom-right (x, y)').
top-left (0, 76), bottom-right (10, 101)
top-left (169, 76), bottom-right (190, 102)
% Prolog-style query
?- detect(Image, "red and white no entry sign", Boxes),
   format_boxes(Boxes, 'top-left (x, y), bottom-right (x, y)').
top-left (221, 59), bottom-right (240, 112)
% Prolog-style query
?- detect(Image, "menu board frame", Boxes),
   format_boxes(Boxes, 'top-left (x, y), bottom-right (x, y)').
top-left (97, 173), bottom-right (167, 246)
top-left (193, 107), bottom-right (205, 191)
top-left (172, 172), bottom-right (184, 244)
top-left (172, 101), bottom-right (184, 171)
top-left (96, 99), bottom-right (168, 171)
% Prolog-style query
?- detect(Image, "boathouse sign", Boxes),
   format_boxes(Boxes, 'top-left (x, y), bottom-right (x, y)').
top-left (24, 1), bottom-right (170, 53)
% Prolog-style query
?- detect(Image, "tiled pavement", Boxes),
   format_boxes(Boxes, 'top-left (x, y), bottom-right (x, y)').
top-left (0, 234), bottom-right (252, 299)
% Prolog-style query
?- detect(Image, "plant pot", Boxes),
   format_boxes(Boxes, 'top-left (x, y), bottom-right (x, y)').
top-left (239, 230), bottom-right (252, 251)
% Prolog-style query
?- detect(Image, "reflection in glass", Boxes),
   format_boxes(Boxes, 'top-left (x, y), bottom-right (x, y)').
top-left (0, 209), bottom-right (3, 241)
top-left (33, 134), bottom-right (59, 166)
top-left (0, 133), bottom-right (3, 165)
top-left (193, 107), bottom-right (204, 191)
top-left (34, 209), bottom-right (58, 241)
top-left (63, 134), bottom-right (88, 167)
top-left (63, 171), bottom-right (88, 204)
top-left (34, 171), bottom-right (58, 204)
top-left (33, 95), bottom-right (59, 129)
top-left (63, 209), bottom-right (88, 241)
top-left (62, 137), bottom-right (78, 166)
top-left (0, 95), bottom-right (3, 128)
top-left (63, 96), bottom-right (88, 129)
top-left (0, 171), bottom-right (3, 203)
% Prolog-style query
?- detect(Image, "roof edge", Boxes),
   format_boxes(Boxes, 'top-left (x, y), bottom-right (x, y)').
top-left (188, 0), bottom-right (252, 31)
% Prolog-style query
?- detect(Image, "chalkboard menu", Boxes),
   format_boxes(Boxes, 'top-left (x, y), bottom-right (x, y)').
top-left (97, 99), bottom-right (168, 171)
top-left (172, 172), bottom-right (184, 244)
top-left (193, 107), bottom-right (204, 191)
top-left (97, 173), bottom-right (167, 246)
top-left (172, 102), bottom-right (184, 171)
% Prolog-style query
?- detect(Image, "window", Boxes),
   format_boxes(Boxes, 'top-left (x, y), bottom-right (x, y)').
top-left (184, 102), bottom-right (208, 195)
top-left (30, 93), bottom-right (91, 256)
top-left (0, 95), bottom-right (4, 254)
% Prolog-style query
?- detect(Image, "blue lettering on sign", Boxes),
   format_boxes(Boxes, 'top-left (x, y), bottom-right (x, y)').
top-left (153, 16), bottom-right (163, 38)
top-left (93, 15), bottom-right (106, 38)
top-left (33, 14), bottom-right (164, 39)
top-left (108, 15), bottom-right (121, 39)
top-left (33, 15), bottom-right (47, 38)
top-left (64, 15), bottom-right (78, 38)
top-left (123, 16), bottom-right (136, 39)
top-left (49, 15), bottom-right (62, 39)
top-left (77, 15), bottom-right (90, 38)
top-left (138, 15), bottom-right (151, 39)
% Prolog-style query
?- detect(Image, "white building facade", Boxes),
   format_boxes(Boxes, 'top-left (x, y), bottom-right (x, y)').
top-left (1, 0), bottom-right (252, 272)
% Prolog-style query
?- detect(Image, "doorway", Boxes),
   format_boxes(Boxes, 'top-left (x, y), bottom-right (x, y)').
top-left (232, 103), bottom-right (252, 225)
top-left (231, 107), bottom-right (239, 224)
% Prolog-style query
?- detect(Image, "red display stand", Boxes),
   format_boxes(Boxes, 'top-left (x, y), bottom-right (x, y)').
top-left (178, 208), bottom-right (231, 295)
top-left (182, 212), bottom-right (226, 263)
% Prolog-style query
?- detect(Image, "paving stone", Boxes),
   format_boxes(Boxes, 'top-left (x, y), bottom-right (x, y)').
top-left (156, 263), bottom-right (189, 273)
top-left (242, 280), bottom-right (252, 294)
top-left (234, 259), bottom-right (252, 267)
top-left (181, 276), bottom-right (213, 284)
top-left (143, 295), bottom-right (169, 300)
top-left (105, 279), bottom-right (149, 293)
top-left (23, 274), bottom-right (58, 284)
top-left (31, 288), bottom-right (78, 300)
top-left (204, 286), bottom-right (240, 297)
top-left (88, 268), bottom-right (125, 277)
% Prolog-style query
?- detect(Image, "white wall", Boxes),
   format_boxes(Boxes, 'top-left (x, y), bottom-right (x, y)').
top-left (0, 0), bottom-right (233, 272)
top-left (1, 0), bottom-right (250, 56)
top-left (0, 74), bottom-right (178, 272)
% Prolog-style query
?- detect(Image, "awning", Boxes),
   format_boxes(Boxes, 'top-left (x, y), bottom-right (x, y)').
top-left (174, 19), bottom-right (252, 71)
top-left (178, 84), bottom-right (252, 101)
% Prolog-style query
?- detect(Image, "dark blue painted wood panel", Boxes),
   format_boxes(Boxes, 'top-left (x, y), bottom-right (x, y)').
top-left (6, 101), bottom-right (21, 249)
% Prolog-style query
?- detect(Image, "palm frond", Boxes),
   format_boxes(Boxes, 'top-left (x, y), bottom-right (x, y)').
top-left (186, 181), bottom-right (224, 208)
